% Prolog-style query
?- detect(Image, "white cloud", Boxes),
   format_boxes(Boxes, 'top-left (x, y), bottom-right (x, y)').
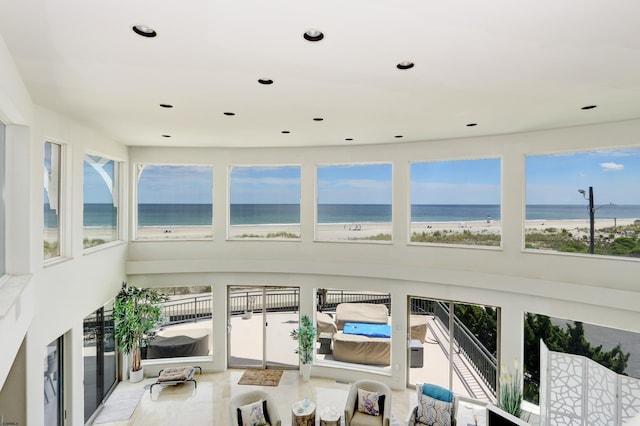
top-left (599, 162), bottom-right (624, 171)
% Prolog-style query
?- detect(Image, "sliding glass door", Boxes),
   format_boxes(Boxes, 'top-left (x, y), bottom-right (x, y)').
top-left (83, 302), bottom-right (117, 422)
top-left (44, 337), bottom-right (63, 426)
top-left (408, 296), bottom-right (499, 402)
top-left (228, 286), bottom-right (299, 369)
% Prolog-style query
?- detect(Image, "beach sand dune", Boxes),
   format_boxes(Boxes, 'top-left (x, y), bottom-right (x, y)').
top-left (125, 218), bottom-right (637, 241)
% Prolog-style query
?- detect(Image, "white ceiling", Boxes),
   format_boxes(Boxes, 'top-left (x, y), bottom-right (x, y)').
top-left (1, 0), bottom-right (640, 148)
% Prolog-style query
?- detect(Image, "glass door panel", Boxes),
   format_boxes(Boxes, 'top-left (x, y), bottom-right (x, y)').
top-left (44, 337), bottom-right (62, 426)
top-left (408, 296), bottom-right (498, 403)
top-left (228, 286), bottom-right (299, 369)
top-left (228, 286), bottom-right (265, 368)
top-left (265, 287), bottom-right (299, 369)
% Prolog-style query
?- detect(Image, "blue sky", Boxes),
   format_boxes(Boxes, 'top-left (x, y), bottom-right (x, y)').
top-left (138, 165), bottom-right (213, 204)
top-left (318, 164), bottom-right (392, 204)
top-left (129, 149), bottom-right (640, 205)
top-left (230, 166), bottom-right (300, 204)
top-left (526, 149), bottom-right (640, 204)
top-left (411, 158), bottom-right (501, 204)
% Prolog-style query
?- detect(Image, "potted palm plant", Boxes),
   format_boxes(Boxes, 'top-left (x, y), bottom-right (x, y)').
top-left (290, 314), bottom-right (316, 382)
top-left (114, 282), bottom-right (168, 382)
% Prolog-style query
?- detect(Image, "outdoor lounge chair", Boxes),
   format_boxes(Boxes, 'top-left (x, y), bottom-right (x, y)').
top-left (149, 365), bottom-right (202, 394)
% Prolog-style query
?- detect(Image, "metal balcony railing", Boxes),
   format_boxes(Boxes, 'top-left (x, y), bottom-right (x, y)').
top-left (432, 301), bottom-right (498, 394)
top-left (153, 289), bottom-right (496, 395)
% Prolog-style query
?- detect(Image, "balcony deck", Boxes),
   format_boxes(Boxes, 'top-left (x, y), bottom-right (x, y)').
top-left (160, 310), bottom-right (495, 402)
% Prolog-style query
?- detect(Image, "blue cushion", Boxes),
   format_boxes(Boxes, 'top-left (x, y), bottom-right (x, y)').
top-left (343, 322), bottom-right (391, 338)
top-left (421, 383), bottom-right (453, 403)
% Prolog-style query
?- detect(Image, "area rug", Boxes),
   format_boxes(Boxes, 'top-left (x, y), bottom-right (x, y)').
top-left (237, 369), bottom-right (283, 386)
top-left (92, 389), bottom-right (145, 424)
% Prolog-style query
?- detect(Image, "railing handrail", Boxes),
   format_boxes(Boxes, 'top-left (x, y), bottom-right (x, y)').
top-left (433, 301), bottom-right (497, 393)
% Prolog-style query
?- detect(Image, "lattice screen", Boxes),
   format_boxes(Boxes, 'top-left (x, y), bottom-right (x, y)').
top-left (539, 341), bottom-right (640, 425)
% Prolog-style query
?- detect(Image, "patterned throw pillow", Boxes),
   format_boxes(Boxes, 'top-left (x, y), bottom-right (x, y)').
top-left (237, 399), bottom-right (271, 426)
top-left (357, 388), bottom-right (380, 416)
top-left (415, 392), bottom-right (453, 426)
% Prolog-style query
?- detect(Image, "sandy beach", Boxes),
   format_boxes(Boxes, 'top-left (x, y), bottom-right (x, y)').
top-left (122, 217), bottom-right (639, 241)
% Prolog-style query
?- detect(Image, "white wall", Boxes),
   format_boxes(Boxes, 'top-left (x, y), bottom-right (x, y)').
top-left (1, 22), bottom-right (639, 423)
top-left (0, 32), bottom-right (130, 425)
top-left (127, 120), bottom-right (640, 389)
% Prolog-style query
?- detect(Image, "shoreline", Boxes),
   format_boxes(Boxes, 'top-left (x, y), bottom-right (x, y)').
top-left (76, 218), bottom-right (638, 241)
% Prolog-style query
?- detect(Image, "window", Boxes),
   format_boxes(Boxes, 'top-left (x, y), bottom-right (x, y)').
top-left (409, 296), bottom-right (498, 401)
top-left (523, 312), bottom-right (638, 404)
top-left (0, 122), bottom-right (5, 274)
top-left (410, 158), bottom-right (501, 247)
top-left (83, 301), bottom-right (117, 422)
top-left (316, 163), bottom-right (392, 242)
top-left (229, 165), bottom-right (301, 239)
top-left (44, 142), bottom-right (62, 259)
top-left (83, 155), bottom-right (119, 249)
top-left (137, 165), bottom-right (213, 240)
top-left (525, 149), bottom-right (640, 257)
top-left (141, 285), bottom-right (213, 361)
top-left (315, 289), bottom-right (392, 372)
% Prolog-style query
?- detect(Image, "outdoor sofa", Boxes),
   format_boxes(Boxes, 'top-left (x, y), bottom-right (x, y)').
top-left (317, 303), bottom-right (428, 366)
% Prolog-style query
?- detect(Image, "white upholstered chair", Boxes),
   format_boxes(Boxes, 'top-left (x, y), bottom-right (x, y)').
top-left (406, 383), bottom-right (458, 426)
top-left (344, 379), bottom-right (392, 426)
top-left (229, 390), bottom-right (282, 426)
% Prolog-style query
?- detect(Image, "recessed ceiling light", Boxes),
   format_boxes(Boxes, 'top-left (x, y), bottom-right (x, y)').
top-left (313, 117), bottom-right (324, 121)
top-left (258, 78), bottom-right (274, 85)
top-left (303, 29), bottom-right (324, 42)
top-left (395, 135), bottom-right (403, 138)
top-left (132, 25), bottom-right (157, 38)
top-left (282, 130), bottom-right (290, 134)
top-left (161, 134), bottom-right (171, 138)
top-left (466, 123), bottom-right (478, 127)
top-left (581, 105), bottom-right (597, 110)
top-left (223, 112), bottom-right (235, 116)
top-left (397, 61), bottom-right (414, 70)
top-left (159, 104), bottom-right (173, 108)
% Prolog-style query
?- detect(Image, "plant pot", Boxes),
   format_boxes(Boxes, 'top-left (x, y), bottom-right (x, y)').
top-left (301, 363), bottom-right (311, 382)
top-left (129, 367), bottom-right (144, 383)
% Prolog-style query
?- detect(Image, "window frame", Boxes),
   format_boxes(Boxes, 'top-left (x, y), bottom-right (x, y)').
top-left (82, 152), bottom-right (123, 252)
top-left (315, 162), bottom-right (393, 243)
top-left (408, 157), bottom-right (502, 249)
top-left (43, 140), bottom-right (68, 264)
top-left (134, 163), bottom-right (214, 241)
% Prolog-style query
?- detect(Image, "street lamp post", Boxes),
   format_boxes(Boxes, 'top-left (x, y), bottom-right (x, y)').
top-left (578, 186), bottom-right (595, 254)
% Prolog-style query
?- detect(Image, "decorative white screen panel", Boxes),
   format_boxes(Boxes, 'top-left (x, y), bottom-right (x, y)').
top-left (620, 375), bottom-right (640, 423)
top-left (540, 341), bottom-right (640, 426)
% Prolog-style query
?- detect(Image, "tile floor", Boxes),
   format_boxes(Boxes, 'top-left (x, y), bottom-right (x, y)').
top-left (94, 369), bottom-right (487, 425)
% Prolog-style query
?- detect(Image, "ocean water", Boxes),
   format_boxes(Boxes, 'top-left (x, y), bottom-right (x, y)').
top-left (50, 203), bottom-right (640, 228)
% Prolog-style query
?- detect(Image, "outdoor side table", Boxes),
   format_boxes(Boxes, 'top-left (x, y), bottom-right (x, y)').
top-left (292, 399), bottom-right (316, 426)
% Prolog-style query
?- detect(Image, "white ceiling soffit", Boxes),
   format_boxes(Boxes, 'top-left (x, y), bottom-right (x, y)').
top-left (1, 0), bottom-right (640, 148)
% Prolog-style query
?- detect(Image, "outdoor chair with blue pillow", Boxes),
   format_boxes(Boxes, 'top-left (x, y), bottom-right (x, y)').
top-left (406, 383), bottom-right (458, 426)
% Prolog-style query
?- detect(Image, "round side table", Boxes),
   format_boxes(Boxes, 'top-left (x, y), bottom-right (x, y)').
top-left (292, 399), bottom-right (316, 426)
top-left (319, 406), bottom-right (341, 426)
